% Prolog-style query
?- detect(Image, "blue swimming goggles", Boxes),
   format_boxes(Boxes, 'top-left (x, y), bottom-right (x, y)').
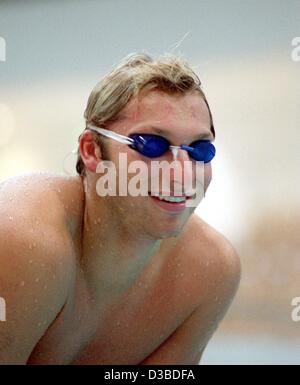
top-left (87, 124), bottom-right (216, 163)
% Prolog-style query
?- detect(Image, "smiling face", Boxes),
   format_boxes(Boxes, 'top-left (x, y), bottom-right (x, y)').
top-left (88, 90), bottom-right (214, 239)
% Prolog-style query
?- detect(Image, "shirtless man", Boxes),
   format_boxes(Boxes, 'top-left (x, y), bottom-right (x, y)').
top-left (0, 53), bottom-right (240, 365)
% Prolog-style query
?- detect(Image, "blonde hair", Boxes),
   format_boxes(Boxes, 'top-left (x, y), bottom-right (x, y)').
top-left (76, 52), bottom-right (215, 176)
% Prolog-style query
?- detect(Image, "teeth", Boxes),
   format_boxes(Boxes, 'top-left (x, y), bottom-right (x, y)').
top-left (149, 193), bottom-right (187, 203)
top-left (158, 195), bottom-right (186, 203)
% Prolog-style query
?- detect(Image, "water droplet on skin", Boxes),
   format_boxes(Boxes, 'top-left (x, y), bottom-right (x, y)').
top-left (57, 188), bottom-right (61, 193)
top-left (52, 274), bottom-right (56, 280)
top-left (34, 299), bottom-right (38, 303)
top-left (29, 259), bottom-right (33, 264)
top-left (9, 197), bottom-right (13, 202)
top-left (29, 244), bottom-right (32, 249)
top-left (35, 277), bottom-right (39, 282)
top-left (25, 192), bottom-right (29, 197)
top-left (116, 320), bottom-right (121, 326)
top-left (20, 281), bottom-right (25, 286)
top-left (9, 216), bottom-right (13, 221)
top-left (37, 322), bottom-right (42, 327)
top-left (180, 272), bottom-right (184, 277)
top-left (44, 285), bottom-right (47, 290)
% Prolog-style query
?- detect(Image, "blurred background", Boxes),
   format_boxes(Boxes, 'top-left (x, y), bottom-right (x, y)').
top-left (0, 0), bottom-right (299, 364)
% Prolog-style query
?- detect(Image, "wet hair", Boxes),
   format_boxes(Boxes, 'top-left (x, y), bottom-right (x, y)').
top-left (76, 52), bottom-right (215, 176)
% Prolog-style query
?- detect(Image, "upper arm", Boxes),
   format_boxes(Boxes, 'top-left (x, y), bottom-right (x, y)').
top-left (0, 206), bottom-right (71, 363)
top-left (140, 222), bottom-right (241, 365)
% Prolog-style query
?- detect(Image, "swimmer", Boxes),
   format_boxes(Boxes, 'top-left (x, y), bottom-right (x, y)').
top-left (0, 52), bottom-right (240, 364)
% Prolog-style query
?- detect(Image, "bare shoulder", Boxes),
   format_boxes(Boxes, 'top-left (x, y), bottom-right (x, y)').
top-left (0, 172), bottom-right (81, 286)
top-left (181, 214), bottom-right (240, 264)
top-left (178, 214), bottom-right (241, 303)
top-left (0, 173), bottom-right (79, 363)
top-left (0, 172), bottom-right (84, 236)
top-left (177, 214), bottom-right (241, 355)
top-left (140, 215), bottom-right (241, 365)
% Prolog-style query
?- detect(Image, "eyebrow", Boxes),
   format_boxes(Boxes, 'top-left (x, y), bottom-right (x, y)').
top-left (142, 126), bottom-right (215, 142)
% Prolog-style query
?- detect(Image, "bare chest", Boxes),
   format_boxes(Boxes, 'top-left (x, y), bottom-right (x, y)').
top-left (27, 251), bottom-right (202, 365)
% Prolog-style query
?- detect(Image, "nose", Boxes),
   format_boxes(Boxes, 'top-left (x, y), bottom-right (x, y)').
top-left (170, 146), bottom-right (190, 163)
top-left (168, 147), bottom-right (194, 195)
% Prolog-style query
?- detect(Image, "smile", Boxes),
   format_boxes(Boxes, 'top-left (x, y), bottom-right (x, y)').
top-left (153, 194), bottom-right (186, 203)
top-left (148, 192), bottom-right (194, 213)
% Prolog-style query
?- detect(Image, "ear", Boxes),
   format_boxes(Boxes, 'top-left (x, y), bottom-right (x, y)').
top-left (79, 131), bottom-right (102, 173)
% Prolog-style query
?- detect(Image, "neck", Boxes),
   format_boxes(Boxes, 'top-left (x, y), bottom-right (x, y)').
top-left (80, 178), bottom-right (162, 301)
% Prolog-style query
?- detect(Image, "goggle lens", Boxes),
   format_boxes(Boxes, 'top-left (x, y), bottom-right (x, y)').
top-left (129, 134), bottom-right (215, 163)
top-left (129, 134), bottom-right (170, 158)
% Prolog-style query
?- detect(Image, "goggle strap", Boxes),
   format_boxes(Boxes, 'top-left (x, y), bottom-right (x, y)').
top-left (87, 125), bottom-right (134, 145)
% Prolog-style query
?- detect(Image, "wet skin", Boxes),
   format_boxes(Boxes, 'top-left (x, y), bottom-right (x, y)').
top-left (0, 92), bottom-right (241, 364)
